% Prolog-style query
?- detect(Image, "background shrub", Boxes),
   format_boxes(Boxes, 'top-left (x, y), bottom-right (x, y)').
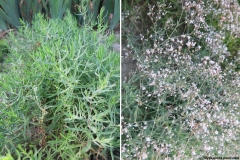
top-left (0, 0), bottom-right (120, 30)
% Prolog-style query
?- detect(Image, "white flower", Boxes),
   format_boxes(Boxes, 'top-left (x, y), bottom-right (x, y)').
top-left (142, 152), bottom-right (148, 159)
top-left (192, 149), bottom-right (196, 155)
top-left (186, 41), bottom-right (192, 48)
top-left (146, 137), bottom-right (151, 142)
top-left (209, 60), bottom-right (215, 65)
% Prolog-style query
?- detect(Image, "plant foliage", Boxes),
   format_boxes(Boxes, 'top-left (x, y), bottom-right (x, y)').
top-left (0, 11), bottom-right (120, 159)
top-left (122, 0), bottom-right (240, 159)
top-left (0, 0), bottom-right (120, 30)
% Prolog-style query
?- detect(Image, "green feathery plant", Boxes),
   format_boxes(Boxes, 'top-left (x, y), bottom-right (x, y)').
top-left (0, 39), bottom-right (8, 63)
top-left (0, 11), bottom-right (120, 159)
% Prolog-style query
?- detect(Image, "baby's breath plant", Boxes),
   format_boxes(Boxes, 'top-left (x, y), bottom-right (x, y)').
top-left (0, 11), bottom-right (120, 159)
top-left (122, 0), bottom-right (240, 159)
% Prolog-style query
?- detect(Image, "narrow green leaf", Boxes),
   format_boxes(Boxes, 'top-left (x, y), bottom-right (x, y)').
top-left (0, 17), bottom-right (7, 31)
top-left (102, 0), bottom-right (114, 24)
top-left (80, 140), bottom-right (91, 154)
top-left (49, 0), bottom-right (71, 19)
top-left (110, 0), bottom-right (120, 30)
top-left (0, 0), bottom-right (20, 28)
top-left (91, 0), bottom-right (101, 20)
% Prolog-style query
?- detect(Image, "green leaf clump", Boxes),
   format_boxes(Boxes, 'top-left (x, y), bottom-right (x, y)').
top-left (0, 11), bottom-right (120, 159)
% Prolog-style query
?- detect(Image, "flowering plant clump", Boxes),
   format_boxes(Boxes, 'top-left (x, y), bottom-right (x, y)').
top-left (122, 0), bottom-right (240, 159)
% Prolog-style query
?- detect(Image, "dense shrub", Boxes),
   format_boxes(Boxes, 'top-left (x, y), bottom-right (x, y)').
top-left (122, 0), bottom-right (240, 159)
top-left (0, 12), bottom-right (120, 159)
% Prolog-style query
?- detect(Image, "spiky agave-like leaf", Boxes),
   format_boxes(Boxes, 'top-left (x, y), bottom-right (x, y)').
top-left (0, 0), bottom-right (20, 29)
